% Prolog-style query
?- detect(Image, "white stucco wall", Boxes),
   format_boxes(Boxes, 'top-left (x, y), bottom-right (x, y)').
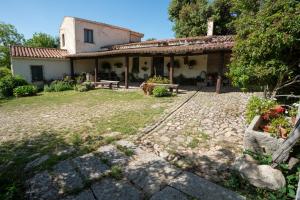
top-left (11, 57), bottom-right (70, 83)
top-left (60, 17), bottom-right (76, 54)
top-left (74, 18), bottom-right (143, 53)
top-left (164, 55), bottom-right (208, 78)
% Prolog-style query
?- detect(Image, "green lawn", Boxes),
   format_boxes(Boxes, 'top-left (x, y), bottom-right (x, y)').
top-left (0, 89), bottom-right (176, 200)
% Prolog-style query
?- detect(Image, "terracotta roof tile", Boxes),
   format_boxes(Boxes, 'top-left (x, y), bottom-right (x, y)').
top-left (68, 35), bottom-right (234, 58)
top-left (10, 46), bottom-right (68, 59)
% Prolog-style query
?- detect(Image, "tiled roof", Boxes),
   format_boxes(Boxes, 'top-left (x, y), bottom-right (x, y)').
top-left (108, 35), bottom-right (234, 50)
top-left (68, 35), bottom-right (234, 58)
top-left (10, 46), bottom-right (68, 59)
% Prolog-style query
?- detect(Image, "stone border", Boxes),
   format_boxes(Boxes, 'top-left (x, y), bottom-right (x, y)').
top-left (135, 90), bottom-right (199, 142)
top-left (243, 115), bottom-right (284, 154)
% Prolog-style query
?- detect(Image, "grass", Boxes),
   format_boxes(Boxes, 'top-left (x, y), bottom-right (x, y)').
top-left (116, 145), bottom-right (134, 157)
top-left (110, 165), bottom-right (123, 180)
top-left (187, 138), bottom-right (200, 149)
top-left (0, 89), bottom-right (175, 200)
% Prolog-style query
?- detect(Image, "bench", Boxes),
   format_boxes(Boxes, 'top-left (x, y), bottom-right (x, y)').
top-left (140, 82), bottom-right (179, 94)
top-left (94, 80), bottom-right (120, 89)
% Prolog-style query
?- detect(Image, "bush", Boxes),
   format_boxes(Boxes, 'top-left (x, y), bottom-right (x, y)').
top-left (74, 82), bottom-right (95, 92)
top-left (0, 67), bottom-right (11, 79)
top-left (152, 86), bottom-right (171, 97)
top-left (245, 96), bottom-right (277, 124)
top-left (44, 80), bottom-right (73, 92)
top-left (147, 76), bottom-right (170, 84)
top-left (13, 85), bottom-right (37, 97)
top-left (0, 75), bottom-right (28, 97)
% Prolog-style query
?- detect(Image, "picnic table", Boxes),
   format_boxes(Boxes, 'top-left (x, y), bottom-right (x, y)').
top-left (94, 80), bottom-right (120, 89)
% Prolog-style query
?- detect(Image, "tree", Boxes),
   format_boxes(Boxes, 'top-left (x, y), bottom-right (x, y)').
top-left (146, 38), bottom-right (157, 41)
top-left (228, 0), bottom-right (300, 96)
top-left (25, 32), bottom-right (59, 48)
top-left (0, 22), bottom-right (24, 68)
top-left (168, 0), bottom-right (235, 37)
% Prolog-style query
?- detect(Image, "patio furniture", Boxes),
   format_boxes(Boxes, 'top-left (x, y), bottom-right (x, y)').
top-left (94, 80), bottom-right (120, 89)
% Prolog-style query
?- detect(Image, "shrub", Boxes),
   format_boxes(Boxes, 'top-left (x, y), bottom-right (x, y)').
top-left (13, 85), bottom-right (37, 97)
top-left (0, 67), bottom-right (11, 79)
top-left (44, 81), bottom-right (73, 92)
top-left (245, 96), bottom-right (277, 124)
top-left (152, 86), bottom-right (171, 97)
top-left (0, 75), bottom-right (28, 97)
top-left (74, 82), bottom-right (95, 92)
top-left (147, 76), bottom-right (170, 84)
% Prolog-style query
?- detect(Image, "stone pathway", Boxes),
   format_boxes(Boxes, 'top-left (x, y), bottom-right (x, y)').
top-left (26, 140), bottom-right (244, 200)
top-left (140, 87), bottom-right (254, 182)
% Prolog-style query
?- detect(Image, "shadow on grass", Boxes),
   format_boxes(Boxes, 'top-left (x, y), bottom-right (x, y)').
top-left (0, 130), bottom-right (91, 200)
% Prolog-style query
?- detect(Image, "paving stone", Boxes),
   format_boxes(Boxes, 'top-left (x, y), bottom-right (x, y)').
top-left (125, 150), bottom-right (181, 196)
top-left (26, 171), bottom-right (59, 200)
top-left (97, 145), bottom-right (128, 165)
top-left (61, 189), bottom-right (95, 200)
top-left (25, 155), bottom-right (49, 171)
top-left (169, 172), bottom-right (244, 200)
top-left (52, 160), bottom-right (84, 193)
top-left (150, 186), bottom-right (189, 200)
top-left (91, 178), bottom-right (142, 200)
top-left (72, 153), bottom-right (109, 181)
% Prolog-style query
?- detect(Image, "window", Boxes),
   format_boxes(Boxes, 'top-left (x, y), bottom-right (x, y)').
top-left (31, 65), bottom-right (43, 82)
top-left (132, 57), bottom-right (139, 73)
top-left (62, 34), bottom-right (65, 47)
top-left (84, 29), bottom-right (93, 43)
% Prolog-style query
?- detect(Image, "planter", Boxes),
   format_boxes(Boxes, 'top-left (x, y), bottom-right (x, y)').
top-left (244, 115), bottom-right (285, 155)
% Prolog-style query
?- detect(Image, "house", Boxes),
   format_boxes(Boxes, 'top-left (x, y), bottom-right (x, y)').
top-left (10, 16), bottom-right (233, 89)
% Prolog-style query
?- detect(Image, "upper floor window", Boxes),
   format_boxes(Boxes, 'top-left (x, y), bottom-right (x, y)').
top-left (62, 34), bottom-right (65, 47)
top-left (84, 29), bottom-right (93, 43)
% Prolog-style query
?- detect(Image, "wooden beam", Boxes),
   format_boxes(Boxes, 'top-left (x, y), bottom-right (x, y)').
top-left (94, 58), bottom-right (99, 82)
top-left (169, 55), bottom-right (174, 84)
top-left (70, 58), bottom-right (74, 78)
top-left (216, 52), bottom-right (225, 94)
top-left (151, 56), bottom-right (154, 76)
top-left (125, 56), bottom-right (129, 89)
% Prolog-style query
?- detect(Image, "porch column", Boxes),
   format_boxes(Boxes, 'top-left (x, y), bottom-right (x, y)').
top-left (70, 58), bottom-right (74, 78)
top-left (125, 56), bottom-right (129, 89)
top-left (94, 57), bottom-right (99, 82)
top-left (216, 52), bottom-right (224, 94)
top-left (169, 55), bottom-right (174, 84)
top-left (151, 56), bottom-right (154, 76)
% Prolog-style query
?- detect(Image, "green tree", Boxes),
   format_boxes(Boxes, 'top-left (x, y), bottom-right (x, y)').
top-left (25, 32), bottom-right (59, 48)
top-left (168, 0), bottom-right (235, 37)
top-left (0, 22), bottom-right (24, 68)
top-left (228, 0), bottom-right (300, 96)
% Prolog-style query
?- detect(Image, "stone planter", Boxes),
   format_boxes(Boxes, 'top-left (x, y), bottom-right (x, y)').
top-left (244, 115), bottom-right (285, 155)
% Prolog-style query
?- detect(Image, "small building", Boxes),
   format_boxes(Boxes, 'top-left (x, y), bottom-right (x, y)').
top-left (10, 16), bottom-right (233, 89)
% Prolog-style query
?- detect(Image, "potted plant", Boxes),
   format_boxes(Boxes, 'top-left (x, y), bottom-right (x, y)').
top-left (141, 66), bottom-right (149, 71)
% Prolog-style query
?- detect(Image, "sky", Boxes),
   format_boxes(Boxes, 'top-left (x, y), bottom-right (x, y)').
top-left (0, 0), bottom-right (174, 40)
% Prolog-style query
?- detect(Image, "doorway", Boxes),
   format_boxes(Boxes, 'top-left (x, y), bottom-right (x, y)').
top-left (153, 57), bottom-right (164, 77)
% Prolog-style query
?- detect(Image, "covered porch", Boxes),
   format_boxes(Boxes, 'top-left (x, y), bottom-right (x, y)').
top-left (67, 36), bottom-right (233, 93)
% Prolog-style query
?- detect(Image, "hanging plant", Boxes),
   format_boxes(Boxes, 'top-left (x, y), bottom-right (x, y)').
top-left (189, 60), bottom-right (196, 66)
top-left (141, 66), bottom-right (149, 71)
top-left (102, 62), bottom-right (111, 70)
top-left (167, 60), bottom-right (180, 69)
top-left (114, 62), bottom-right (123, 68)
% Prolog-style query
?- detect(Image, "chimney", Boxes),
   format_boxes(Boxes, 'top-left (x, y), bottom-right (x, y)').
top-left (207, 18), bottom-right (214, 36)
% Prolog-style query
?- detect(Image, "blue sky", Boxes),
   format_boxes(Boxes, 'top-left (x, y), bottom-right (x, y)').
top-left (0, 0), bottom-right (174, 40)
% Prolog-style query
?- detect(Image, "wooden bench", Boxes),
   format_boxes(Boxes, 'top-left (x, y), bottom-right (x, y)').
top-left (140, 82), bottom-right (179, 94)
top-left (94, 80), bottom-right (120, 89)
